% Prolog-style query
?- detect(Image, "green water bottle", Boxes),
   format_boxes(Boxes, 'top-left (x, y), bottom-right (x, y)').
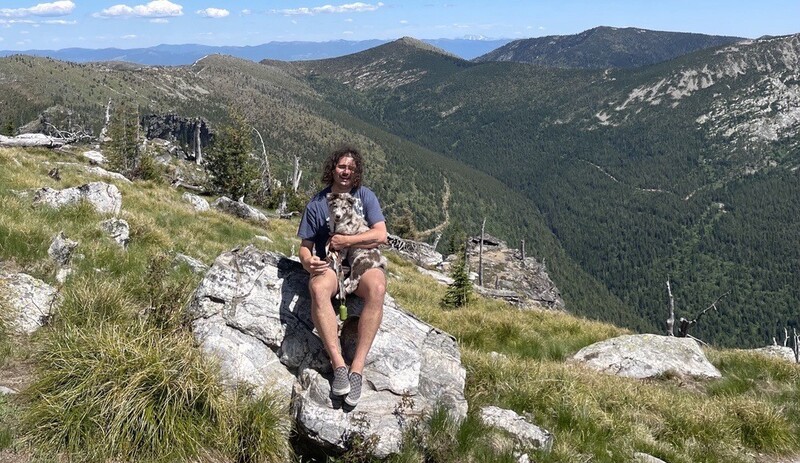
top-left (338, 303), bottom-right (347, 321)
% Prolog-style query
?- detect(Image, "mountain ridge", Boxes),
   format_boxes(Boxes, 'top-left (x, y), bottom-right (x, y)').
top-left (474, 26), bottom-right (746, 68)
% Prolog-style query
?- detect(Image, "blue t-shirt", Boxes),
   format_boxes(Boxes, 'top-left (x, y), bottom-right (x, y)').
top-left (298, 186), bottom-right (385, 259)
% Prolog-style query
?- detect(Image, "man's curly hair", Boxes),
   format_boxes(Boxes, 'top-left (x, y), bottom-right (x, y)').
top-left (321, 146), bottom-right (364, 189)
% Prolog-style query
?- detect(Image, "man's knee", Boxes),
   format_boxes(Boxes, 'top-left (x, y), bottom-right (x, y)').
top-left (357, 269), bottom-right (386, 301)
top-left (308, 271), bottom-right (337, 300)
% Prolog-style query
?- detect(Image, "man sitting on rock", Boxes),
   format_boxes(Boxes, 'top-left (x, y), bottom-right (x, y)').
top-left (297, 146), bottom-right (388, 407)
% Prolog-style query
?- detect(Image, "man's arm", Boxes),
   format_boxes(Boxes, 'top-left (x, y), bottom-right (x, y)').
top-left (299, 239), bottom-right (330, 276)
top-left (329, 221), bottom-right (387, 251)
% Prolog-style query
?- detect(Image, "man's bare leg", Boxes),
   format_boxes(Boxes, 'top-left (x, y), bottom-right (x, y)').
top-left (350, 268), bottom-right (386, 374)
top-left (309, 269), bottom-right (346, 369)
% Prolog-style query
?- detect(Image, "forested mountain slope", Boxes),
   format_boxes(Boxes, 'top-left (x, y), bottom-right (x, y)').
top-left (289, 34), bottom-right (800, 347)
top-left (0, 52), bottom-right (632, 328)
top-left (474, 26), bottom-right (745, 69)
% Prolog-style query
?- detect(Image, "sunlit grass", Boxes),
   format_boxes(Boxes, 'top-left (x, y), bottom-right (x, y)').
top-left (3, 146), bottom-right (800, 462)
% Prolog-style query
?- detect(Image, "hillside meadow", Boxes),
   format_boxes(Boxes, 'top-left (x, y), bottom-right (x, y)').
top-left (0, 145), bottom-right (799, 462)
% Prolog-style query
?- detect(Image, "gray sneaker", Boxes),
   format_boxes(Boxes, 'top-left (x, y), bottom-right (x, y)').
top-left (345, 372), bottom-right (362, 406)
top-left (332, 366), bottom-right (350, 396)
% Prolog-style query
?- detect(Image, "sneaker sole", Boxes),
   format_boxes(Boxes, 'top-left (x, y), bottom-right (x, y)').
top-left (344, 394), bottom-right (359, 406)
top-left (332, 384), bottom-right (351, 396)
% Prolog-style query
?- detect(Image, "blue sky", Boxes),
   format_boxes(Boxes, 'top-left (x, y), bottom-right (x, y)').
top-left (1, 0), bottom-right (798, 51)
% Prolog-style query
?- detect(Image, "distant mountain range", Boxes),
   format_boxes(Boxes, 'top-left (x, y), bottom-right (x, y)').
top-left (0, 38), bottom-right (512, 65)
top-left (475, 26), bottom-right (745, 68)
top-left (2, 27), bottom-right (798, 348)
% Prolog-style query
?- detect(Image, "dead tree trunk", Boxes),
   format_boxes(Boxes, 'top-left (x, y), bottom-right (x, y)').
top-left (292, 155), bottom-right (302, 193)
top-left (100, 99), bottom-right (112, 140)
top-left (478, 217), bottom-right (486, 287)
top-left (666, 279), bottom-right (676, 336)
top-left (665, 278), bottom-right (730, 339)
top-left (520, 239), bottom-right (526, 260)
top-left (194, 119), bottom-right (202, 164)
top-left (252, 126), bottom-right (271, 194)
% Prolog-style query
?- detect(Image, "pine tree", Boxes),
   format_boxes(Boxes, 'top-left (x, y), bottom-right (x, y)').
top-left (105, 100), bottom-right (140, 176)
top-left (204, 112), bottom-right (258, 200)
top-left (391, 207), bottom-right (419, 240)
top-left (441, 247), bottom-right (473, 308)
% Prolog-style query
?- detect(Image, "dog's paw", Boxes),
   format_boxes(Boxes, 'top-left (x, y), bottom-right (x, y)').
top-left (343, 277), bottom-right (360, 294)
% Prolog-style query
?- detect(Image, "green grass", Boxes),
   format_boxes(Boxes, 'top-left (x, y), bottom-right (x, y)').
top-left (3, 145), bottom-right (800, 462)
top-left (384, 253), bottom-right (800, 463)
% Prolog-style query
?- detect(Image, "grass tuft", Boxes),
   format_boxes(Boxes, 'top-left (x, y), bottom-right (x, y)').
top-left (223, 386), bottom-right (294, 463)
top-left (22, 322), bottom-right (227, 462)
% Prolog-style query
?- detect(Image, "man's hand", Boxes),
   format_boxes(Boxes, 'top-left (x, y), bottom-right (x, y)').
top-left (304, 255), bottom-right (330, 276)
top-left (328, 234), bottom-right (351, 251)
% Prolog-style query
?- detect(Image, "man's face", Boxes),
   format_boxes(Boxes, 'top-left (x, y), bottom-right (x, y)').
top-left (332, 155), bottom-right (357, 190)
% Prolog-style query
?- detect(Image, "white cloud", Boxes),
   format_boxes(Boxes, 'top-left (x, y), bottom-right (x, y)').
top-left (150, 18), bottom-right (168, 23)
top-left (0, 1), bottom-right (75, 18)
top-left (122, 34), bottom-right (137, 39)
top-left (42, 19), bottom-right (75, 24)
top-left (277, 2), bottom-right (383, 16)
top-left (342, 30), bottom-right (353, 35)
top-left (344, 18), bottom-right (353, 22)
top-left (241, 9), bottom-right (251, 15)
top-left (197, 7), bottom-right (229, 18)
top-left (94, 0), bottom-right (183, 18)
top-left (399, 19), bottom-right (408, 24)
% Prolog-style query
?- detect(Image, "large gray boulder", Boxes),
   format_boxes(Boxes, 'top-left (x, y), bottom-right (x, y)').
top-left (187, 245), bottom-right (468, 458)
top-left (33, 181), bottom-right (122, 215)
top-left (0, 272), bottom-right (59, 334)
top-left (570, 334), bottom-right (721, 379)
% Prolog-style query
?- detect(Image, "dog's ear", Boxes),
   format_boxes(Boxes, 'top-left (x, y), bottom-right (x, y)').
top-left (347, 195), bottom-right (357, 205)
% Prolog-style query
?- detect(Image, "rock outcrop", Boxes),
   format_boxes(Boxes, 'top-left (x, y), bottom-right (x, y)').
top-left (0, 271), bottom-right (59, 334)
top-left (142, 114), bottom-right (212, 161)
top-left (187, 246), bottom-right (468, 458)
top-left (100, 218), bottom-right (130, 248)
top-left (182, 192), bottom-right (210, 212)
top-left (570, 334), bottom-right (721, 379)
top-left (479, 405), bottom-right (554, 452)
top-left (212, 196), bottom-right (268, 223)
top-left (459, 234), bottom-right (565, 310)
top-left (33, 182), bottom-right (122, 215)
top-left (749, 345), bottom-right (798, 363)
top-left (387, 234), bottom-right (443, 268)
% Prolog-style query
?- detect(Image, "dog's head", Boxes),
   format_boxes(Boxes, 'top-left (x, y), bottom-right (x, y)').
top-left (327, 192), bottom-right (357, 226)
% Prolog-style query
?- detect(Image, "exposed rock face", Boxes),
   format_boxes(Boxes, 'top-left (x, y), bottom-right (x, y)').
top-left (456, 235), bottom-right (564, 310)
top-left (570, 334), bottom-right (721, 379)
top-left (100, 218), bottom-right (130, 248)
top-left (142, 114), bottom-right (212, 161)
top-left (479, 406), bottom-right (554, 452)
top-left (33, 182), bottom-right (122, 215)
top-left (182, 192), bottom-right (210, 212)
top-left (0, 272), bottom-right (59, 334)
top-left (212, 196), bottom-right (268, 223)
top-left (187, 246), bottom-right (468, 458)
top-left (387, 234), bottom-right (443, 268)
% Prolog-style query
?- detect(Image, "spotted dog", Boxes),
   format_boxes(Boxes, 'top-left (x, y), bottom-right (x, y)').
top-left (327, 192), bottom-right (387, 295)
